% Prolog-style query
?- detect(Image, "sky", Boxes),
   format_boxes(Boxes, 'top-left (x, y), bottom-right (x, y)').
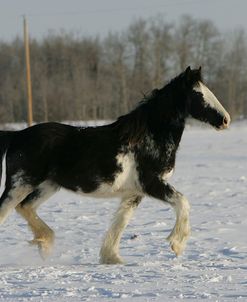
top-left (0, 0), bottom-right (246, 41)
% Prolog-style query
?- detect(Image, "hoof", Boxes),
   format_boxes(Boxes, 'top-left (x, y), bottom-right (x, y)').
top-left (99, 253), bottom-right (124, 265)
top-left (167, 238), bottom-right (185, 256)
top-left (28, 237), bottom-right (54, 260)
top-left (166, 222), bottom-right (190, 256)
top-left (166, 232), bottom-right (189, 256)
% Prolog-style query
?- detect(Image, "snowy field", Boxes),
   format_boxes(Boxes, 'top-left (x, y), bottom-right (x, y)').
top-left (0, 122), bottom-right (246, 301)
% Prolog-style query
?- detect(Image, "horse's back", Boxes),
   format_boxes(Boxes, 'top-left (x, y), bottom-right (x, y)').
top-left (1, 122), bottom-right (122, 191)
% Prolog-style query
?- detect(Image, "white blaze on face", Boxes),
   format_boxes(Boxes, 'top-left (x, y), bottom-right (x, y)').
top-left (193, 81), bottom-right (231, 124)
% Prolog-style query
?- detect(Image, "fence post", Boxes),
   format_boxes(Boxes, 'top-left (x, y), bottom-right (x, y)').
top-left (23, 15), bottom-right (33, 126)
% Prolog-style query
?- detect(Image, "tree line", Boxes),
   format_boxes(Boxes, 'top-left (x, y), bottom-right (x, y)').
top-left (0, 15), bottom-right (246, 123)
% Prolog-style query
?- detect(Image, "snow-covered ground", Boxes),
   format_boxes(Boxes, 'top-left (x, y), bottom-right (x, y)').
top-left (0, 122), bottom-right (246, 301)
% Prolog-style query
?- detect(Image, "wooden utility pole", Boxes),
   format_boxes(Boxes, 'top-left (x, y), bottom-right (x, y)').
top-left (23, 16), bottom-right (33, 126)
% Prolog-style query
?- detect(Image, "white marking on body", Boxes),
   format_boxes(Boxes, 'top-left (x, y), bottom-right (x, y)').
top-left (113, 152), bottom-right (141, 192)
top-left (79, 152), bottom-right (141, 198)
top-left (194, 81), bottom-right (231, 123)
top-left (0, 152), bottom-right (7, 198)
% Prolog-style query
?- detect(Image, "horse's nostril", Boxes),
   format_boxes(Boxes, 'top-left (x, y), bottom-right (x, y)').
top-left (223, 116), bottom-right (228, 125)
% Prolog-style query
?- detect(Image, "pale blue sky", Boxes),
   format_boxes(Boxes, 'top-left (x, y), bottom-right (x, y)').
top-left (0, 0), bottom-right (246, 41)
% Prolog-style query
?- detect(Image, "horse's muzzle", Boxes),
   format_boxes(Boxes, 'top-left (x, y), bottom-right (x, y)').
top-left (218, 113), bottom-right (231, 130)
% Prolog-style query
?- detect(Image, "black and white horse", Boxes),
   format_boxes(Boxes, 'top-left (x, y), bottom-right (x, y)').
top-left (0, 67), bottom-right (230, 264)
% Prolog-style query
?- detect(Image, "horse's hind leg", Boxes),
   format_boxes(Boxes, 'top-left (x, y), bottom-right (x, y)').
top-left (100, 195), bottom-right (142, 265)
top-left (16, 205), bottom-right (54, 259)
top-left (0, 180), bottom-right (33, 225)
top-left (16, 181), bottom-right (59, 259)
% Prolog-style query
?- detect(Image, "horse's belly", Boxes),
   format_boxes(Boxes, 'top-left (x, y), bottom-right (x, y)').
top-left (78, 181), bottom-right (139, 198)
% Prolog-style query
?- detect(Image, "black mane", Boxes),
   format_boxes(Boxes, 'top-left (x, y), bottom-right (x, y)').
top-left (113, 67), bottom-right (202, 145)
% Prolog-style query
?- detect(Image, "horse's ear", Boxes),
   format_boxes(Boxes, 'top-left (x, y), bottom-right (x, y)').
top-left (196, 66), bottom-right (202, 81)
top-left (185, 66), bottom-right (191, 74)
top-left (198, 66), bottom-right (202, 76)
top-left (184, 66), bottom-right (192, 82)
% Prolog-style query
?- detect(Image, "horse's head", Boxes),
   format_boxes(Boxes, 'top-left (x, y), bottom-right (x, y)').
top-left (185, 66), bottom-right (231, 130)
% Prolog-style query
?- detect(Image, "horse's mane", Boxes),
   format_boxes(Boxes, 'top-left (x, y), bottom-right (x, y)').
top-left (112, 68), bottom-right (202, 145)
top-left (111, 89), bottom-right (162, 145)
top-left (112, 98), bottom-right (149, 145)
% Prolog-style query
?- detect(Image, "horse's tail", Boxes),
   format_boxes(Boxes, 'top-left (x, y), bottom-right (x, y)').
top-left (0, 131), bottom-right (13, 198)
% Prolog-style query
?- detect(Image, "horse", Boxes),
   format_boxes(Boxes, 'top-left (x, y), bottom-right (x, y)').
top-left (0, 66), bottom-right (230, 264)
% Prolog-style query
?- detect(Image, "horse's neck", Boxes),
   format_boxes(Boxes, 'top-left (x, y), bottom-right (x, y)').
top-left (149, 118), bottom-right (185, 147)
top-left (136, 119), bottom-right (185, 166)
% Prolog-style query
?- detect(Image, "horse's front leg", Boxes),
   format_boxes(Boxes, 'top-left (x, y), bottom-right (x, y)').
top-left (144, 179), bottom-right (191, 256)
top-left (100, 195), bottom-right (142, 264)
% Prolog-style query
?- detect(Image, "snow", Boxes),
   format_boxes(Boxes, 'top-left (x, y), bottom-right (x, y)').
top-left (0, 122), bottom-right (247, 301)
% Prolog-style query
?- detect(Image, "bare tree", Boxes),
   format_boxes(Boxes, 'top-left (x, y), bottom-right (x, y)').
top-left (149, 16), bottom-right (174, 87)
top-left (0, 15), bottom-right (246, 122)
